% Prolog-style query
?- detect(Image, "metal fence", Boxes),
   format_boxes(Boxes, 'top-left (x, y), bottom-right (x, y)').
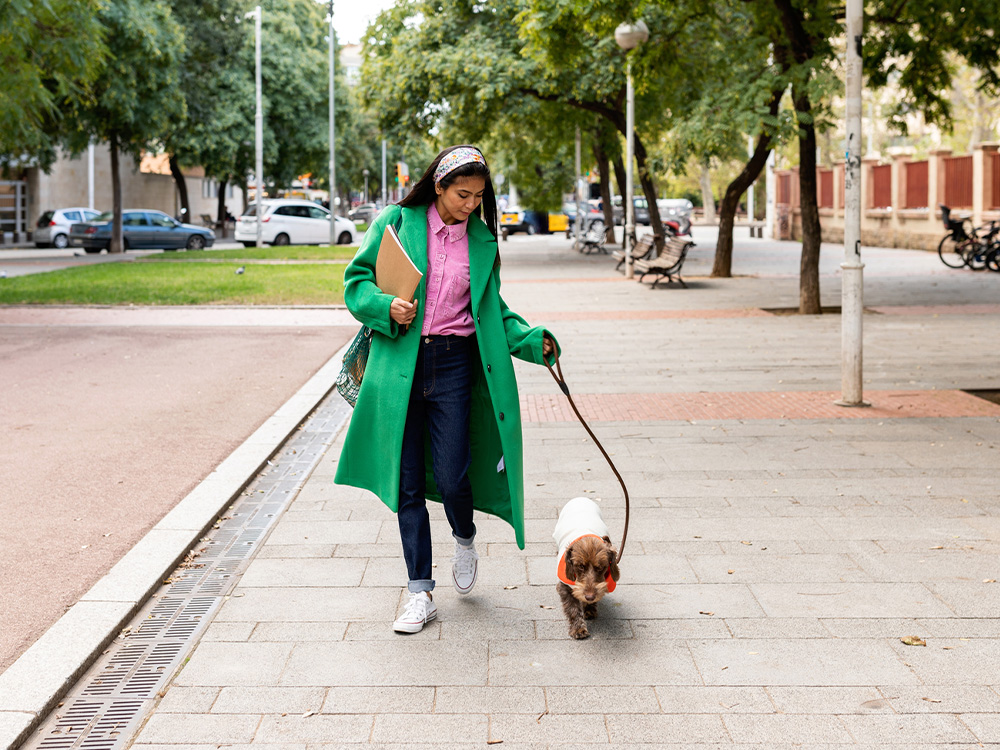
top-left (904, 161), bottom-right (928, 209)
top-left (870, 164), bottom-right (892, 208)
top-left (944, 155), bottom-right (973, 208)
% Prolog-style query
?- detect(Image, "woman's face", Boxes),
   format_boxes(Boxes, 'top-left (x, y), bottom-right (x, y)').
top-left (435, 175), bottom-right (486, 225)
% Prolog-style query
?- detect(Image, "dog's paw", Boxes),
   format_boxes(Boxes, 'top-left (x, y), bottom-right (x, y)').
top-left (569, 623), bottom-right (590, 639)
top-left (584, 604), bottom-right (598, 620)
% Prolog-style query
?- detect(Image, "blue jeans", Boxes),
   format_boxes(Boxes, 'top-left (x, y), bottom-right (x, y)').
top-left (398, 334), bottom-right (477, 592)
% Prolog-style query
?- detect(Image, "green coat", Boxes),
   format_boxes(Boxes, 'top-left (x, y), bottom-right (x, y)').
top-left (334, 203), bottom-right (557, 549)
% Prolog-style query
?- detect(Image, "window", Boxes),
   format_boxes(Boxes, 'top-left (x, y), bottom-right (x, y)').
top-left (149, 213), bottom-right (176, 227)
top-left (64, 211), bottom-right (82, 222)
top-left (276, 205), bottom-right (310, 218)
top-left (308, 206), bottom-right (329, 220)
top-left (123, 212), bottom-right (147, 226)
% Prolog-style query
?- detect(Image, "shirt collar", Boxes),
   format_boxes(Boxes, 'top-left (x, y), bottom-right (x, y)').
top-left (429, 201), bottom-right (468, 241)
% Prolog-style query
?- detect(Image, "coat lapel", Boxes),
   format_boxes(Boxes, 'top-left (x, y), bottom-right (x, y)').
top-left (399, 205), bottom-right (429, 276)
top-left (467, 214), bottom-right (498, 316)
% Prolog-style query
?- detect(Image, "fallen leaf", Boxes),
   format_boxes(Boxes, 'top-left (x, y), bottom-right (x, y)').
top-left (921, 697), bottom-right (942, 703)
top-left (302, 711), bottom-right (316, 718)
top-left (900, 635), bottom-right (926, 647)
top-left (728, 570), bottom-right (735, 575)
top-left (699, 611), bottom-right (715, 616)
top-left (536, 709), bottom-right (549, 723)
top-left (487, 741), bottom-right (503, 746)
top-left (539, 605), bottom-right (554, 609)
top-left (503, 585), bottom-right (518, 590)
top-left (929, 545), bottom-right (944, 550)
top-left (984, 579), bottom-right (996, 584)
top-left (741, 540), bottom-right (752, 545)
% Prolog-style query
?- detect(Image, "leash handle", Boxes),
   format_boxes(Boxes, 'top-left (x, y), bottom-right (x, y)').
top-left (542, 334), bottom-right (629, 563)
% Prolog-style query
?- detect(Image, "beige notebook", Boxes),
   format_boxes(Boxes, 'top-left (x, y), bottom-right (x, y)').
top-left (375, 224), bottom-right (422, 301)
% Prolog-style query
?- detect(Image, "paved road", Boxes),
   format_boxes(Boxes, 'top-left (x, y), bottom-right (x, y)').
top-left (0, 310), bottom-right (355, 672)
top-left (110, 228), bottom-right (1000, 747)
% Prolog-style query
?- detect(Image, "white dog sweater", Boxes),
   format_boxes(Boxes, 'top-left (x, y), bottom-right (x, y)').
top-left (553, 497), bottom-right (616, 591)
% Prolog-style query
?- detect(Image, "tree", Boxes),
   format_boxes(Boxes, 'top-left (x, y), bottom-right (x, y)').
top-left (0, 0), bottom-right (105, 170)
top-left (64, 0), bottom-right (186, 253)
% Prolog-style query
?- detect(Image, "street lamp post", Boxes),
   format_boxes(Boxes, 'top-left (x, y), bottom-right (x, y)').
top-left (615, 20), bottom-right (648, 280)
top-left (363, 169), bottom-right (370, 204)
top-left (837, 0), bottom-right (867, 407)
top-left (328, 0), bottom-right (337, 245)
top-left (254, 6), bottom-right (263, 248)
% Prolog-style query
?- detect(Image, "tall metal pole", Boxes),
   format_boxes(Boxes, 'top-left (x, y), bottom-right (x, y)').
top-left (328, 0), bottom-right (337, 244)
top-left (381, 139), bottom-right (387, 207)
top-left (837, 0), bottom-right (866, 407)
top-left (87, 143), bottom-right (95, 210)
top-left (624, 59), bottom-right (635, 278)
top-left (574, 127), bottom-right (582, 246)
top-left (254, 6), bottom-right (263, 248)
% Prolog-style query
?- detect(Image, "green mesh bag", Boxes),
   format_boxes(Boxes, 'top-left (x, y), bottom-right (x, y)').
top-left (335, 326), bottom-right (373, 407)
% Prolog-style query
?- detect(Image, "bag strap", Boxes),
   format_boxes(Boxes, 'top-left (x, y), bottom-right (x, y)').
top-left (541, 333), bottom-right (630, 563)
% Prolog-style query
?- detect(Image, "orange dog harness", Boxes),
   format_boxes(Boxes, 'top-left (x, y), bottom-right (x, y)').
top-left (556, 533), bottom-right (616, 592)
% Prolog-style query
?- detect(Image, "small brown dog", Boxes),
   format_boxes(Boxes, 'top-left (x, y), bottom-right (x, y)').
top-left (553, 497), bottom-right (621, 640)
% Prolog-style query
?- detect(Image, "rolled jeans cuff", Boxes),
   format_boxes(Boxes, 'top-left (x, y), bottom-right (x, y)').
top-left (453, 529), bottom-right (476, 547)
top-left (408, 579), bottom-right (435, 593)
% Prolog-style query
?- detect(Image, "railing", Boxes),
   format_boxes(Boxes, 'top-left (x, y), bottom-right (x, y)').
top-left (991, 152), bottom-right (1000, 210)
top-left (944, 155), bottom-right (973, 208)
top-left (871, 164), bottom-right (892, 209)
top-left (777, 173), bottom-right (791, 204)
top-left (904, 161), bottom-right (928, 209)
top-left (819, 169), bottom-right (833, 208)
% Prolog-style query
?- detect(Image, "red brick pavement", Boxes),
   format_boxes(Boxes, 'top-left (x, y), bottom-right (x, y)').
top-left (521, 389), bottom-right (1000, 423)
top-left (533, 308), bottom-right (770, 320)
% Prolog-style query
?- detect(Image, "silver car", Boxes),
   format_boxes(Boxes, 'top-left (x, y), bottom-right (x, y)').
top-left (35, 207), bottom-right (101, 248)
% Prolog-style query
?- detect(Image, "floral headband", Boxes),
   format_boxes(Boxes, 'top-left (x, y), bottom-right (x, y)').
top-left (434, 147), bottom-right (486, 184)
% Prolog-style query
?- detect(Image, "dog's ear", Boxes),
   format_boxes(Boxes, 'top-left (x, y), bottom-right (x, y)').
top-left (603, 537), bottom-right (621, 582)
top-left (563, 546), bottom-right (574, 578)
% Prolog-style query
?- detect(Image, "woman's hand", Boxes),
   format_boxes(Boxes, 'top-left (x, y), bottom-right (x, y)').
top-left (542, 337), bottom-right (554, 358)
top-left (390, 297), bottom-right (418, 325)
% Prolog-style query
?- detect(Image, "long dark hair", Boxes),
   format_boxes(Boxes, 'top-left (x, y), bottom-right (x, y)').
top-left (399, 145), bottom-right (498, 239)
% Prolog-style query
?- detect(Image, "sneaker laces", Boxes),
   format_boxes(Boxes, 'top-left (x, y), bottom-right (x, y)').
top-left (452, 544), bottom-right (478, 576)
top-left (401, 592), bottom-right (428, 619)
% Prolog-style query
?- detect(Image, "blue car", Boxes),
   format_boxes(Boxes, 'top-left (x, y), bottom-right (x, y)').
top-left (69, 209), bottom-right (215, 252)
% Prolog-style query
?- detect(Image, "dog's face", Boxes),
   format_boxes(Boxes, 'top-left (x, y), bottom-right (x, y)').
top-left (563, 535), bottom-right (620, 604)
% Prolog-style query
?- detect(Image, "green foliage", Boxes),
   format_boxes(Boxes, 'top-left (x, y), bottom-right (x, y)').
top-left (63, 0), bottom-right (186, 160)
top-left (0, 0), bottom-right (105, 170)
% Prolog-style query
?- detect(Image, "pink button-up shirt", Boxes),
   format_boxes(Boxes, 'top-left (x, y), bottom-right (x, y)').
top-left (421, 202), bottom-right (476, 337)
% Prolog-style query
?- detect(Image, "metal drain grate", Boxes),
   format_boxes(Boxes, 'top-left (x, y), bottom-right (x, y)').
top-left (20, 391), bottom-right (351, 750)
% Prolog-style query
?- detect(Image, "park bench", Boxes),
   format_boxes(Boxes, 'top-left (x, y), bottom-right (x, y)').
top-left (578, 220), bottom-right (610, 254)
top-left (634, 235), bottom-right (695, 288)
top-left (611, 234), bottom-right (657, 270)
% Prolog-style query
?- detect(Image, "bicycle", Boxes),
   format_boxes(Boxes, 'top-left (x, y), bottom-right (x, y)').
top-left (937, 205), bottom-right (992, 270)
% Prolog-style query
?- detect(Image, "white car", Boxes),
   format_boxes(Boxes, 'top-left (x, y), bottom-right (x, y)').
top-left (35, 207), bottom-right (102, 249)
top-left (235, 199), bottom-right (358, 247)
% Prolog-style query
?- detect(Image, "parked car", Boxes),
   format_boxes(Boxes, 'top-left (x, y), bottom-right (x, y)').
top-left (69, 210), bottom-right (215, 252)
top-left (499, 206), bottom-right (535, 235)
top-left (610, 196), bottom-right (650, 225)
top-left (348, 202), bottom-right (377, 224)
top-left (656, 198), bottom-right (694, 220)
top-left (564, 200), bottom-right (604, 233)
top-left (235, 199), bottom-right (358, 246)
top-left (35, 207), bottom-right (102, 249)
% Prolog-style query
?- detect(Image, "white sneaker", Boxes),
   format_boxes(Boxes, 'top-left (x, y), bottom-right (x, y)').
top-left (452, 542), bottom-right (479, 595)
top-left (393, 591), bottom-right (437, 634)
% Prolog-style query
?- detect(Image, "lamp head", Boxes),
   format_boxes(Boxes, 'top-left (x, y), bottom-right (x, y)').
top-left (615, 20), bottom-right (649, 51)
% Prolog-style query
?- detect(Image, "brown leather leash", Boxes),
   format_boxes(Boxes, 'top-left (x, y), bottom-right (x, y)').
top-left (542, 334), bottom-right (630, 563)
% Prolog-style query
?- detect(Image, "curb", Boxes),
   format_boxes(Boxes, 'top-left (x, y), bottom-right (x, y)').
top-left (0, 339), bottom-right (352, 749)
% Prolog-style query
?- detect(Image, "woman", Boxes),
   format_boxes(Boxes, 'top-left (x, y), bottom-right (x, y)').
top-left (335, 145), bottom-right (557, 633)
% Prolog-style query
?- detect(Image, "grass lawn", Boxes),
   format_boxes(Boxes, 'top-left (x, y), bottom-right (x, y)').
top-left (0, 261), bottom-right (346, 305)
top-left (139, 245), bottom-right (359, 262)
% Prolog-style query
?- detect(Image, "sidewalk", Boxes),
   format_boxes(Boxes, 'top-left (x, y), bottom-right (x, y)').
top-left (18, 229), bottom-right (1000, 747)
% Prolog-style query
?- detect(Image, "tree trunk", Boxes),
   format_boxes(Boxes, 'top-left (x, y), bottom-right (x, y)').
top-left (795, 88), bottom-right (822, 314)
top-left (634, 133), bottom-right (665, 244)
top-left (216, 177), bottom-right (229, 237)
top-left (592, 140), bottom-right (616, 244)
top-left (612, 155), bottom-right (627, 248)
top-left (699, 156), bottom-right (716, 224)
top-left (109, 132), bottom-right (123, 254)
top-left (169, 154), bottom-right (190, 224)
top-left (713, 89), bottom-right (784, 277)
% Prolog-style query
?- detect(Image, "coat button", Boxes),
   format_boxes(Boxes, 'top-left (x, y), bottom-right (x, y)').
top-left (477, 315), bottom-right (481, 324)
top-left (487, 364), bottom-right (491, 373)
top-left (499, 412), bottom-right (505, 421)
